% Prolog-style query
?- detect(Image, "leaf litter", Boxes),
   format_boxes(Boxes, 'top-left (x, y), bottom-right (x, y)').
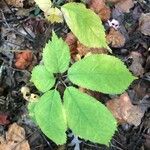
top-left (0, 0), bottom-right (150, 149)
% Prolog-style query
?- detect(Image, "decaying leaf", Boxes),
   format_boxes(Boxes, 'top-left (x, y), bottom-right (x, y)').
top-left (65, 32), bottom-right (78, 58)
top-left (77, 41), bottom-right (108, 57)
top-left (0, 114), bottom-right (10, 125)
top-left (15, 50), bottom-right (33, 70)
top-left (88, 0), bottom-right (105, 13)
top-left (98, 6), bottom-right (111, 22)
top-left (88, 0), bottom-right (111, 21)
top-left (128, 52), bottom-right (144, 77)
top-left (106, 93), bottom-right (145, 126)
top-left (6, 0), bottom-right (24, 7)
top-left (106, 0), bottom-right (122, 3)
top-left (46, 7), bottom-right (63, 23)
top-left (0, 123), bottom-right (30, 150)
top-left (139, 13), bottom-right (150, 36)
top-left (115, 0), bottom-right (134, 13)
top-left (106, 27), bottom-right (125, 48)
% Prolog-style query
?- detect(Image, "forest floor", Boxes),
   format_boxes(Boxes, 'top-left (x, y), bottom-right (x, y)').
top-left (0, 0), bottom-right (150, 150)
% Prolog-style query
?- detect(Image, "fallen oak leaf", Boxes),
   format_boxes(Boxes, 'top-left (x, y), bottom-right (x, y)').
top-left (106, 93), bottom-right (145, 126)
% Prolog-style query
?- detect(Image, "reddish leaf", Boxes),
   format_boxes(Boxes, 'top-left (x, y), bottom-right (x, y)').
top-left (0, 114), bottom-right (10, 125)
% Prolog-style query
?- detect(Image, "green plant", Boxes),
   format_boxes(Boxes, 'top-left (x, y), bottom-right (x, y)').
top-left (34, 0), bottom-right (109, 49)
top-left (28, 0), bottom-right (136, 146)
top-left (29, 32), bottom-right (136, 145)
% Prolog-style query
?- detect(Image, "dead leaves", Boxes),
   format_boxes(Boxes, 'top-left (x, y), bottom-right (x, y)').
top-left (0, 114), bottom-right (10, 125)
top-left (106, 93), bottom-right (145, 126)
top-left (107, 0), bottom-right (134, 13)
top-left (128, 52), bottom-right (144, 77)
top-left (115, 0), bottom-right (134, 13)
top-left (6, 0), bottom-right (24, 8)
top-left (0, 123), bottom-right (30, 150)
top-left (139, 13), bottom-right (150, 36)
top-left (106, 27), bottom-right (125, 48)
top-left (65, 32), bottom-right (108, 60)
top-left (15, 50), bottom-right (33, 70)
top-left (77, 41), bottom-right (108, 57)
top-left (88, 0), bottom-right (111, 21)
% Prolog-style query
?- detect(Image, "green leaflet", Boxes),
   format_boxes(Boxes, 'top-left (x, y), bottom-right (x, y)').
top-left (28, 101), bottom-right (38, 123)
top-left (43, 32), bottom-right (70, 73)
top-left (34, 90), bottom-right (67, 145)
top-left (68, 54), bottom-right (136, 94)
top-left (31, 65), bottom-right (55, 92)
top-left (64, 87), bottom-right (117, 145)
top-left (61, 3), bottom-right (108, 48)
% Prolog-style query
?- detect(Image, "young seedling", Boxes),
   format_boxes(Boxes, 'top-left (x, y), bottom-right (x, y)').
top-left (28, 0), bottom-right (136, 146)
top-left (29, 32), bottom-right (136, 145)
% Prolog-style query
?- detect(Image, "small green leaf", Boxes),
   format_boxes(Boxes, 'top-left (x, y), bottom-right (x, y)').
top-left (64, 87), bottom-right (117, 145)
top-left (34, 90), bottom-right (67, 145)
top-left (61, 3), bottom-right (108, 48)
top-left (43, 32), bottom-right (70, 73)
top-left (68, 54), bottom-right (136, 94)
top-left (31, 65), bottom-right (55, 92)
top-left (28, 102), bottom-right (38, 123)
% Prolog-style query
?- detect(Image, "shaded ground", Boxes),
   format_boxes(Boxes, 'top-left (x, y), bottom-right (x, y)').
top-left (0, 0), bottom-right (150, 150)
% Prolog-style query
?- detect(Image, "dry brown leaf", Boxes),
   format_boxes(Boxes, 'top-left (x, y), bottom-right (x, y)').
top-left (15, 50), bottom-right (33, 70)
top-left (65, 32), bottom-right (78, 59)
top-left (139, 13), bottom-right (150, 36)
top-left (0, 123), bottom-right (30, 150)
top-left (106, 93), bottom-right (145, 126)
top-left (106, 0), bottom-right (122, 3)
top-left (106, 27), bottom-right (125, 48)
top-left (128, 52), bottom-right (144, 77)
top-left (88, 0), bottom-right (111, 21)
top-left (115, 0), bottom-right (134, 13)
top-left (6, 0), bottom-right (24, 7)
top-left (77, 41), bottom-right (108, 57)
top-left (98, 6), bottom-right (111, 22)
top-left (88, 0), bottom-right (105, 13)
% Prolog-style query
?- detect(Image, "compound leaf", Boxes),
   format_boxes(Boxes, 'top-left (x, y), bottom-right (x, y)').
top-left (34, 90), bottom-right (67, 145)
top-left (64, 87), bottom-right (117, 145)
top-left (31, 65), bottom-right (55, 92)
top-left (43, 32), bottom-right (70, 73)
top-left (68, 54), bottom-right (136, 94)
top-left (61, 3), bottom-right (108, 48)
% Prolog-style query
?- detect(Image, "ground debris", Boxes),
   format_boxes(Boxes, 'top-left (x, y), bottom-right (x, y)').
top-left (0, 123), bottom-right (30, 150)
top-left (139, 13), bottom-right (150, 36)
top-left (106, 93), bottom-right (146, 126)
